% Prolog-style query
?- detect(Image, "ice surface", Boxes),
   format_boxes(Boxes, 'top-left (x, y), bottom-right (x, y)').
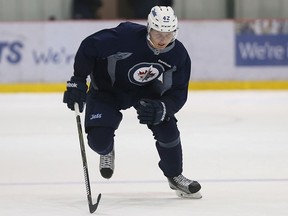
top-left (1, 91), bottom-right (288, 216)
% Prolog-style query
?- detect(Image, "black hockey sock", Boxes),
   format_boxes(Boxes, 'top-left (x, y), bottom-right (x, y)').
top-left (156, 142), bottom-right (183, 177)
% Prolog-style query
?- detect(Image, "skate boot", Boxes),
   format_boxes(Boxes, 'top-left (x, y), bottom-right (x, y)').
top-left (167, 174), bottom-right (202, 199)
top-left (99, 149), bottom-right (114, 179)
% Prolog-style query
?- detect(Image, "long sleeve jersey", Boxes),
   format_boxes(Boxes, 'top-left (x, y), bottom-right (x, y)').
top-left (73, 21), bottom-right (191, 116)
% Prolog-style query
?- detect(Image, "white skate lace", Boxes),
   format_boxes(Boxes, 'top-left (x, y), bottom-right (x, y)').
top-left (173, 174), bottom-right (193, 188)
top-left (100, 151), bottom-right (114, 169)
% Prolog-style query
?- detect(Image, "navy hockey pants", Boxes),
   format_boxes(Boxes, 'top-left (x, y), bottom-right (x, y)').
top-left (84, 91), bottom-right (183, 177)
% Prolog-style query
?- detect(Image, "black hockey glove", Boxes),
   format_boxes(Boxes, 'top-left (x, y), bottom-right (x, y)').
top-left (63, 76), bottom-right (87, 112)
top-left (136, 99), bottom-right (167, 125)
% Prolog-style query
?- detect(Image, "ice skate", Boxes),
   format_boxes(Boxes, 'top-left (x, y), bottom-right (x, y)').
top-left (99, 149), bottom-right (114, 179)
top-left (167, 174), bottom-right (202, 199)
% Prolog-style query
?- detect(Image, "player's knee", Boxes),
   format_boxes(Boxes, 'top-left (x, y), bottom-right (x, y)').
top-left (87, 127), bottom-right (115, 154)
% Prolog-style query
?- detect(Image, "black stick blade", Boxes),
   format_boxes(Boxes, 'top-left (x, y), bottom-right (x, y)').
top-left (89, 193), bottom-right (102, 214)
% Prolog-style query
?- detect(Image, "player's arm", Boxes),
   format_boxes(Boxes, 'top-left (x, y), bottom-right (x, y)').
top-left (160, 53), bottom-right (191, 116)
top-left (63, 28), bottom-right (119, 112)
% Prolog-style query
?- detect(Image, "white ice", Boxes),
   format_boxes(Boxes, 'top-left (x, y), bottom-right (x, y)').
top-left (0, 91), bottom-right (288, 216)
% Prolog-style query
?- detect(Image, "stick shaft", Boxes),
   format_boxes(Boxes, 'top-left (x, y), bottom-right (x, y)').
top-left (74, 103), bottom-right (100, 213)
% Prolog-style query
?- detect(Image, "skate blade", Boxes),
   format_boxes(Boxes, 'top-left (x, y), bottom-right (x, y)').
top-left (175, 190), bottom-right (202, 199)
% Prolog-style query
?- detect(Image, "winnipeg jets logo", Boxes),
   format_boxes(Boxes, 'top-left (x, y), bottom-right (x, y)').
top-left (138, 65), bottom-right (156, 82)
top-left (128, 62), bottom-right (164, 86)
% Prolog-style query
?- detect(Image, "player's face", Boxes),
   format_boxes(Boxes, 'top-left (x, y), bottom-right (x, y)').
top-left (149, 29), bottom-right (174, 49)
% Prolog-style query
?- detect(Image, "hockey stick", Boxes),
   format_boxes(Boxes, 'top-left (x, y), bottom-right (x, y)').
top-left (74, 103), bottom-right (101, 214)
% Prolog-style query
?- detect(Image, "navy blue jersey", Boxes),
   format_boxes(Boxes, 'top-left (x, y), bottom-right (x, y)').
top-left (73, 22), bottom-right (191, 115)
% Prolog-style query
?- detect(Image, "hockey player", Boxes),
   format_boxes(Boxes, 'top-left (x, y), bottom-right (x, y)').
top-left (63, 6), bottom-right (201, 198)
